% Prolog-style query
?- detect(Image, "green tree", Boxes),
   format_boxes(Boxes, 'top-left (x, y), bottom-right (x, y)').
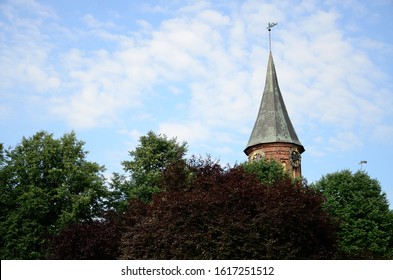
top-left (242, 157), bottom-right (290, 185)
top-left (0, 143), bottom-right (4, 163)
top-left (311, 170), bottom-right (393, 258)
top-left (0, 131), bottom-right (108, 259)
top-left (110, 131), bottom-right (187, 208)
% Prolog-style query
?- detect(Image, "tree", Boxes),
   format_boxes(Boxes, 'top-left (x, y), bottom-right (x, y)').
top-left (120, 158), bottom-right (338, 259)
top-left (311, 170), bottom-right (393, 259)
top-left (110, 131), bottom-right (187, 208)
top-left (47, 211), bottom-right (122, 260)
top-left (242, 157), bottom-right (290, 185)
top-left (0, 143), bottom-right (4, 163)
top-left (0, 131), bottom-right (108, 259)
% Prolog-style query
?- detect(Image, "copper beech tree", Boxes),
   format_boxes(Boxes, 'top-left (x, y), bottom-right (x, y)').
top-left (49, 157), bottom-right (339, 259)
top-left (47, 211), bottom-right (122, 260)
top-left (119, 158), bottom-right (338, 259)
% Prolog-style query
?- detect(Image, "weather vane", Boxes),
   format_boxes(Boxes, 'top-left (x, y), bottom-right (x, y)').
top-left (267, 22), bottom-right (278, 52)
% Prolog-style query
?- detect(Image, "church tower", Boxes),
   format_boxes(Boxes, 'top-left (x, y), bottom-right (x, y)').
top-left (244, 50), bottom-right (304, 177)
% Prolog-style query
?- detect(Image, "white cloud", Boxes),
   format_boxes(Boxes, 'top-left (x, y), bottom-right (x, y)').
top-left (118, 128), bottom-right (143, 148)
top-left (25, 65), bottom-right (61, 91)
top-left (306, 146), bottom-right (327, 158)
top-left (197, 9), bottom-right (230, 27)
top-left (140, 3), bottom-right (168, 14)
top-left (372, 125), bottom-right (393, 142)
top-left (158, 121), bottom-right (210, 144)
top-left (328, 131), bottom-right (363, 152)
top-left (83, 14), bottom-right (116, 29)
top-left (0, 0), bottom-right (60, 92)
top-left (1, 0), bottom-right (392, 159)
top-left (8, 0), bottom-right (57, 19)
top-left (177, 1), bottom-right (211, 14)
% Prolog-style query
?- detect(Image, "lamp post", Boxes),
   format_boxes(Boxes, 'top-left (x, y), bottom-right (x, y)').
top-left (359, 160), bottom-right (367, 170)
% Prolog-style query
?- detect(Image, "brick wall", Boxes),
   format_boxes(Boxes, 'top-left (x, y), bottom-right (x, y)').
top-left (246, 142), bottom-right (302, 177)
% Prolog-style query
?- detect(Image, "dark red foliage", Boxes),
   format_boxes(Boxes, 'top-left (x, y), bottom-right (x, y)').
top-left (120, 160), bottom-right (338, 259)
top-left (47, 212), bottom-right (122, 260)
top-left (47, 159), bottom-right (338, 260)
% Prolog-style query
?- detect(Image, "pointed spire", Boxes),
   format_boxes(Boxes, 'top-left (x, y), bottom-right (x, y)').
top-left (244, 52), bottom-right (304, 155)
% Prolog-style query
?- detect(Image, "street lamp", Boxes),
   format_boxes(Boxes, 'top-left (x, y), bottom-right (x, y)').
top-left (359, 160), bottom-right (367, 170)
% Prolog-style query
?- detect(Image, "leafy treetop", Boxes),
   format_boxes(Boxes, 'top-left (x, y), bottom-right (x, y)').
top-left (0, 131), bottom-right (108, 259)
top-left (312, 170), bottom-right (393, 258)
top-left (109, 131), bottom-right (187, 207)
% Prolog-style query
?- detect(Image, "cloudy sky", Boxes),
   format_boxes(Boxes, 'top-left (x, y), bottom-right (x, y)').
top-left (1, 0), bottom-right (393, 204)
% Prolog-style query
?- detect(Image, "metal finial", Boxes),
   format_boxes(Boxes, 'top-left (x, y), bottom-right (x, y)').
top-left (267, 22), bottom-right (278, 52)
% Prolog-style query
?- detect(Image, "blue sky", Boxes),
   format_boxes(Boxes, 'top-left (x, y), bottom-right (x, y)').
top-left (1, 0), bottom-right (393, 205)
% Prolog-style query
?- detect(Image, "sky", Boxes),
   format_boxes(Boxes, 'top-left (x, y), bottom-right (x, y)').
top-left (1, 0), bottom-right (393, 205)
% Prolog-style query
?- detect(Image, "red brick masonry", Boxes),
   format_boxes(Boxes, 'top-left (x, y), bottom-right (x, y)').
top-left (246, 142), bottom-right (303, 177)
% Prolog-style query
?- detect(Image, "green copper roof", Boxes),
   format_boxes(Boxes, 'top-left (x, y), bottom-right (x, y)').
top-left (245, 52), bottom-right (304, 154)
